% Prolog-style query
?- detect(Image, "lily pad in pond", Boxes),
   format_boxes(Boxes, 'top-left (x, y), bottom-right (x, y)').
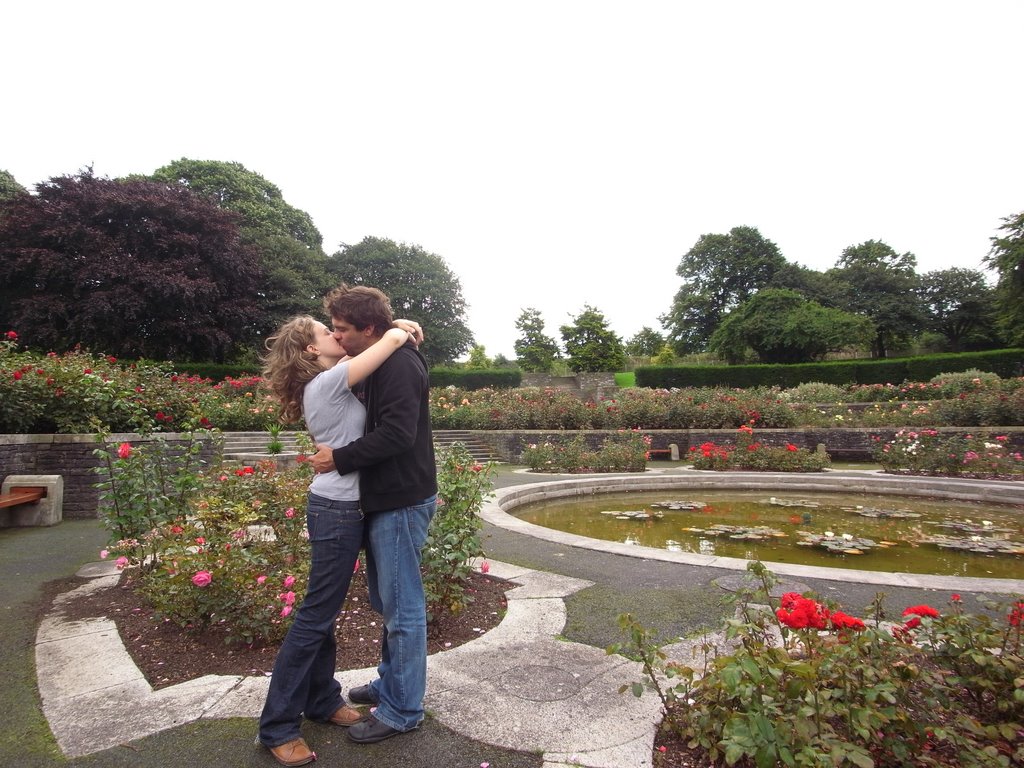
top-left (649, 500), bottom-right (708, 510)
top-left (767, 497), bottom-right (820, 508)
top-left (916, 535), bottom-right (1024, 555)
top-left (796, 531), bottom-right (880, 553)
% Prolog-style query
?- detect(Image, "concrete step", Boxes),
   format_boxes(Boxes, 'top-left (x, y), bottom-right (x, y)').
top-left (218, 430), bottom-right (500, 465)
top-left (434, 430), bottom-right (500, 464)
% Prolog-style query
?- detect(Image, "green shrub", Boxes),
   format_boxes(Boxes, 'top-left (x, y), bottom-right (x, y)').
top-left (610, 561), bottom-right (1024, 767)
top-left (423, 443), bottom-right (495, 621)
top-left (428, 367), bottom-right (522, 390)
top-left (522, 430), bottom-right (652, 473)
top-left (779, 382), bottom-right (848, 404)
top-left (96, 441), bottom-right (499, 645)
top-left (873, 429), bottom-right (1024, 478)
top-left (688, 425), bottom-right (831, 472)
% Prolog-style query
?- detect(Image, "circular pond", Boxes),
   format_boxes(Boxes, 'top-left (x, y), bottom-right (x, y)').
top-left (514, 489), bottom-right (1023, 579)
top-left (486, 471), bottom-right (1024, 589)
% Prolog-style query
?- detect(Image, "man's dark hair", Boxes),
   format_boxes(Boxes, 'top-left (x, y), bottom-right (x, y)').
top-left (323, 284), bottom-right (394, 333)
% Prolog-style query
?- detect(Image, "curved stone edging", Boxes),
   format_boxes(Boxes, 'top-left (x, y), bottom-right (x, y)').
top-left (36, 559), bottom-right (663, 766)
top-left (482, 468), bottom-right (1024, 595)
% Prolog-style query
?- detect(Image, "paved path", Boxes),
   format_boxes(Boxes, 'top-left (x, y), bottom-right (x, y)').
top-left (9, 466), bottom-right (1024, 767)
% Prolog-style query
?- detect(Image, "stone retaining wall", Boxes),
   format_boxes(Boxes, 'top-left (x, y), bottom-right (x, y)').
top-left (2, 427), bottom-right (1022, 519)
top-left (473, 427), bottom-right (1024, 464)
top-left (0, 434), bottom-right (221, 520)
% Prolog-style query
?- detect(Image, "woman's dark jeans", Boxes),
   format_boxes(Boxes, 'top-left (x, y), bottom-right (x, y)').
top-left (258, 494), bottom-right (363, 747)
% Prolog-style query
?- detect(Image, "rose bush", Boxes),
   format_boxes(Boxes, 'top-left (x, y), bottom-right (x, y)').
top-left (611, 561), bottom-right (1024, 767)
top-left (96, 439), bottom-right (496, 645)
top-left (522, 430), bottom-right (652, 473)
top-left (3, 334), bottom-right (1024, 433)
top-left (688, 425), bottom-right (832, 472)
top-left (873, 429), bottom-right (1024, 479)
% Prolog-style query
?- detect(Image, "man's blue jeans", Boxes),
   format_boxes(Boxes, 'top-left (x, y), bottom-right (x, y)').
top-left (258, 494), bottom-right (363, 747)
top-left (362, 495), bottom-right (437, 732)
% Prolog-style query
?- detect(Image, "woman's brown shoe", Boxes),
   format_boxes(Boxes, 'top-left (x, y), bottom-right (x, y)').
top-left (327, 705), bottom-right (364, 726)
top-left (267, 737), bottom-right (316, 766)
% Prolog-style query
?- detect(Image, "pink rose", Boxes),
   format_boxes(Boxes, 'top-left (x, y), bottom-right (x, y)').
top-left (256, 575), bottom-right (267, 584)
top-left (280, 605), bottom-right (292, 618)
top-left (480, 561), bottom-right (490, 574)
top-left (192, 570), bottom-right (212, 588)
top-left (285, 507), bottom-right (295, 519)
top-left (282, 591), bottom-right (296, 605)
top-left (283, 575), bottom-right (295, 588)
top-left (115, 556), bottom-right (129, 569)
top-left (99, 549), bottom-right (109, 559)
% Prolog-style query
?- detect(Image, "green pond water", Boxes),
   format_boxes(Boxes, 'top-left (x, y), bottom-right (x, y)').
top-left (512, 490), bottom-right (1024, 580)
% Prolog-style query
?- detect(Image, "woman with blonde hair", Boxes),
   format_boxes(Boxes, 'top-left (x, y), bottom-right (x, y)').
top-left (256, 313), bottom-right (421, 767)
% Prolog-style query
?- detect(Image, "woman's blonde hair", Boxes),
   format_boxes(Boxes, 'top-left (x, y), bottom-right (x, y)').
top-left (261, 315), bottom-right (323, 424)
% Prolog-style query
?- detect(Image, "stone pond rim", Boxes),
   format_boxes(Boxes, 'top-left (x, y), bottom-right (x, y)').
top-left (482, 469), bottom-right (1024, 595)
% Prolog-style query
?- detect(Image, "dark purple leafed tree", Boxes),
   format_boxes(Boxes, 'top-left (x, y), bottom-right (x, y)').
top-left (0, 169), bottom-right (263, 362)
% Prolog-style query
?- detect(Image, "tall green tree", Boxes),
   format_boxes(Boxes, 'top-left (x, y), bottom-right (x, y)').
top-left (559, 305), bottom-right (626, 372)
top-left (145, 159), bottom-right (330, 339)
top-left (465, 345), bottom-right (492, 369)
top-left (146, 159), bottom-right (323, 249)
top-left (662, 226), bottom-right (787, 353)
top-left (625, 326), bottom-right (665, 357)
top-left (326, 236), bottom-right (473, 365)
top-left (513, 308), bottom-right (561, 372)
top-left (0, 170), bottom-right (262, 361)
top-left (918, 267), bottom-right (998, 352)
top-left (985, 210), bottom-right (1024, 346)
top-left (0, 169), bottom-right (27, 201)
top-left (768, 262), bottom-right (847, 308)
top-left (828, 240), bottom-right (925, 358)
top-left (709, 288), bottom-right (874, 364)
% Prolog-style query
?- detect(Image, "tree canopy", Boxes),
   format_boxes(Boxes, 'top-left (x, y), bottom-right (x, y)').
top-left (326, 236), bottom-right (473, 365)
top-left (146, 159), bottom-right (324, 250)
top-left (918, 267), bottom-right (998, 352)
top-left (0, 170), bottom-right (262, 361)
top-left (559, 305), bottom-right (626, 372)
top-left (662, 226), bottom-right (786, 353)
top-left (827, 240), bottom-right (925, 358)
top-left (144, 160), bottom-right (330, 339)
top-left (0, 169), bottom-right (27, 201)
top-left (709, 288), bottom-right (874, 364)
top-left (514, 308), bottom-right (561, 372)
top-left (985, 210), bottom-right (1024, 346)
top-left (626, 326), bottom-right (665, 357)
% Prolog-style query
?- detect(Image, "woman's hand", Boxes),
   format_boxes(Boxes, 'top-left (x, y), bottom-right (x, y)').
top-left (393, 318), bottom-right (423, 345)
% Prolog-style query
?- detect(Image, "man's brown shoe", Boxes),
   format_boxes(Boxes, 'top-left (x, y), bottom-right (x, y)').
top-left (327, 705), bottom-right (364, 727)
top-left (267, 737), bottom-right (316, 766)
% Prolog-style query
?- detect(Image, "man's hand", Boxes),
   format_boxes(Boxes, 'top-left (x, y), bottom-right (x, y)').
top-left (309, 443), bottom-right (337, 474)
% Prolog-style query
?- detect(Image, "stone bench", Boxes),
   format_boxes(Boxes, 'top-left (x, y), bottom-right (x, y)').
top-left (0, 475), bottom-right (64, 527)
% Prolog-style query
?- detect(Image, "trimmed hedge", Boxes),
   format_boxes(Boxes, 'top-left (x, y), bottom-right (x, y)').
top-left (635, 349), bottom-right (1024, 389)
top-left (428, 367), bottom-right (522, 390)
top-left (173, 362), bottom-right (261, 381)
top-left (173, 364), bottom-right (527, 391)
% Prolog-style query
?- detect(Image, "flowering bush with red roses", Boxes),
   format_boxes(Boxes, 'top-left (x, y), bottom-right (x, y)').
top-left (97, 455), bottom-right (312, 645)
top-left (611, 561), bottom-right (1023, 767)
top-left (688, 425), bottom-right (832, 472)
top-left (96, 440), bottom-right (496, 645)
top-left (423, 442), bottom-right (496, 620)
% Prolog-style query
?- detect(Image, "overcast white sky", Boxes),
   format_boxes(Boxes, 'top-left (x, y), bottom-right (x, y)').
top-left (5, 2), bottom-right (1022, 359)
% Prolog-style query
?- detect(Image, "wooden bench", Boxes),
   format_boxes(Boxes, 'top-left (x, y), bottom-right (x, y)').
top-left (0, 476), bottom-right (63, 527)
top-left (0, 486), bottom-right (47, 509)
